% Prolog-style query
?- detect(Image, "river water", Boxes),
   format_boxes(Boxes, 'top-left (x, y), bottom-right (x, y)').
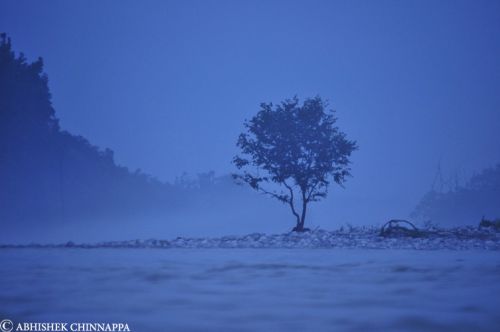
top-left (1, 249), bottom-right (499, 331)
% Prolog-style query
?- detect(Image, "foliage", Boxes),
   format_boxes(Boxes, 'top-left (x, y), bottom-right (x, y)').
top-left (233, 96), bottom-right (357, 231)
top-left (412, 164), bottom-right (500, 225)
top-left (0, 33), bottom-right (177, 225)
top-left (479, 217), bottom-right (500, 231)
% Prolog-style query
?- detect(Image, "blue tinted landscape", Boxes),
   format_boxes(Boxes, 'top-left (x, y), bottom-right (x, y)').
top-left (0, 1), bottom-right (499, 331)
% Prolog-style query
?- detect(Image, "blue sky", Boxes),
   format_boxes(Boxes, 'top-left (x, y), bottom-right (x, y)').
top-left (1, 0), bottom-right (499, 223)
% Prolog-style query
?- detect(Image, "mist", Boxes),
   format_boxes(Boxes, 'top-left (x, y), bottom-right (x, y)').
top-left (2, 2), bottom-right (500, 332)
top-left (1, 0), bottom-right (500, 244)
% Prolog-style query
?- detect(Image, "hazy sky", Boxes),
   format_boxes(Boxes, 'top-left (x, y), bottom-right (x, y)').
top-left (1, 0), bottom-right (499, 223)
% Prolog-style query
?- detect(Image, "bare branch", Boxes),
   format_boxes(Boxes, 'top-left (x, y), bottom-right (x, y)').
top-left (258, 187), bottom-right (288, 203)
top-left (283, 180), bottom-right (300, 222)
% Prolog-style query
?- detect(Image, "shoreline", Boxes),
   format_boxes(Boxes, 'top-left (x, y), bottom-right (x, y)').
top-left (2, 226), bottom-right (499, 250)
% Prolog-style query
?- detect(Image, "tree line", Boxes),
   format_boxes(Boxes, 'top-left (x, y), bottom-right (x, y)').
top-left (0, 33), bottom-right (180, 226)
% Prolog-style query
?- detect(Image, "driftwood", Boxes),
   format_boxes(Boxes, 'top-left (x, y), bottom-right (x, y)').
top-left (380, 219), bottom-right (422, 237)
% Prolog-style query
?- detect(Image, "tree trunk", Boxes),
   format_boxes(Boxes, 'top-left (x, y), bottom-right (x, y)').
top-left (292, 192), bottom-right (308, 232)
top-left (300, 193), bottom-right (307, 227)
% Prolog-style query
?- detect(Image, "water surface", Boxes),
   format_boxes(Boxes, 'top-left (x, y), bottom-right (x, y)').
top-left (1, 249), bottom-right (499, 331)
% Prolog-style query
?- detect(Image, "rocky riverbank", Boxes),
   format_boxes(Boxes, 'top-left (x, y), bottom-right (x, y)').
top-left (2, 226), bottom-right (500, 250)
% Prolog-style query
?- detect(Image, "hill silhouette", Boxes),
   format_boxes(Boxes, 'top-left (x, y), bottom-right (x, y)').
top-left (0, 34), bottom-right (290, 242)
top-left (0, 34), bottom-right (182, 229)
top-left (412, 164), bottom-right (500, 225)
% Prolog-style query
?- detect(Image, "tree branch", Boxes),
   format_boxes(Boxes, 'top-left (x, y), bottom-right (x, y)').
top-left (258, 186), bottom-right (288, 203)
top-left (283, 181), bottom-right (300, 224)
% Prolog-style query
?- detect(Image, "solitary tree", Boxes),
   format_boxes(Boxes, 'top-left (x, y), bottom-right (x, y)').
top-left (233, 96), bottom-right (357, 232)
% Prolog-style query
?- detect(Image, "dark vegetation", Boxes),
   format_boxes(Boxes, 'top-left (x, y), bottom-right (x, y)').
top-left (411, 164), bottom-right (500, 225)
top-left (233, 96), bottom-right (357, 232)
top-left (0, 34), bottom-right (179, 227)
top-left (379, 216), bottom-right (500, 240)
top-left (2, 32), bottom-right (496, 240)
top-left (0, 34), bottom-right (292, 241)
top-left (479, 217), bottom-right (500, 231)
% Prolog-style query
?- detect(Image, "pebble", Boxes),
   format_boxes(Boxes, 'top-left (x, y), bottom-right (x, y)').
top-left (2, 227), bottom-right (499, 250)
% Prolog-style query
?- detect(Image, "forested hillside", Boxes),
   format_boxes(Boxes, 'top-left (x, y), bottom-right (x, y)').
top-left (0, 34), bottom-right (178, 226)
top-left (0, 34), bottom-right (286, 241)
top-left (412, 164), bottom-right (500, 225)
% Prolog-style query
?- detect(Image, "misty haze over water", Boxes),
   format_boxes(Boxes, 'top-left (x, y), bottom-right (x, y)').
top-left (1, 2), bottom-right (500, 332)
top-left (0, 1), bottom-right (499, 242)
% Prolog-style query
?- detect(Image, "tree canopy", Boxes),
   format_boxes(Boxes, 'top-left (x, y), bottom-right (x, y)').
top-left (233, 96), bottom-right (357, 231)
top-left (0, 33), bottom-right (177, 227)
top-left (412, 164), bottom-right (500, 225)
